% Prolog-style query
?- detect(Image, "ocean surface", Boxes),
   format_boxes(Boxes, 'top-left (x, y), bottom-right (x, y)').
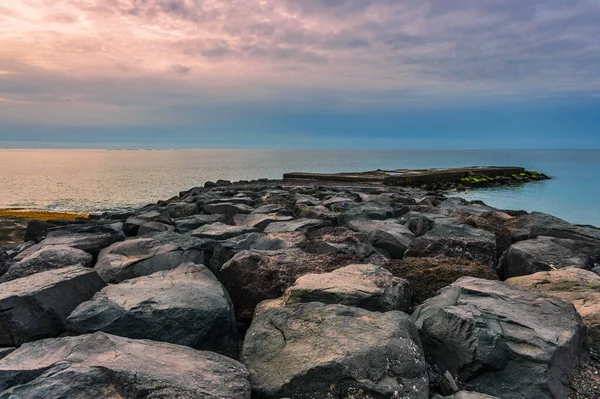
top-left (0, 149), bottom-right (598, 226)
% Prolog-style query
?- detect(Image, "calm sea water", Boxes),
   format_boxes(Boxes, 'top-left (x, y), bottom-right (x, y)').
top-left (0, 149), bottom-right (598, 226)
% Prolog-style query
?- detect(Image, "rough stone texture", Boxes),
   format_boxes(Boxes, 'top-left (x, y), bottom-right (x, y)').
top-left (337, 202), bottom-right (394, 225)
top-left (204, 202), bottom-right (254, 216)
top-left (191, 222), bottom-right (257, 240)
top-left (0, 332), bottom-right (251, 398)
top-left (0, 266), bottom-right (106, 346)
top-left (508, 211), bottom-right (600, 247)
top-left (0, 245), bottom-right (93, 283)
top-left (237, 213), bottom-right (294, 232)
top-left (67, 264), bottom-right (238, 358)
top-left (218, 249), bottom-right (358, 318)
top-left (173, 214), bottom-right (230, 233)
top-left (283, 264), bottom-right (411, 312)
top-left (298, 205), bottom-right (338, 222)
top-left (412, 277), bottom-right (588, 399)
top-left (347, 219), bottom-right (416, 258)
top-left (405, 223), bottom-right (497, 269)
top-left (94, 232), bottom-right (206, 283)
top-left (263, 218), bottom-right (332, 233)
top-left (0, 251), bottom-right (14, 277)
top-left (383, 257), bottom-right (497, 304)
top-left (432, 392), bottom-right (500, 399)
top-left (242, 301), bottom-right (428, 399)
top-left (459, 212), bottom-right (512, 259)
top-left (124, 210), bottom-right (172, 236)
top-left (498, 236), bottom-right (597, 279)
top-left (166, 201), bottom-right (199, 218)
top-left (506, 268), bottom-right (600, 351)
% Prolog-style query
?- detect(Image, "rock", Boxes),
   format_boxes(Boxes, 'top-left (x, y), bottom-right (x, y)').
top-left (508, 211), bottom-right (600, 246)
top-left (439, 370), bottom-right (460, 396)
top-left (506, 268), bottom-right (600, 351)
top-left (0, 266), bottom-right (105, 346)
top-left (242, 301), bottom-right (429, 399)
top-left (593, 266), bottom-right (600, 276)
top-left (207, 196), bottom-right (256, 206)
top-left (0, 252), bottom-right (12, 277)
top-left (412, 277), bottom-right (588, 399)
top-left (321, 195), bottom-right (356, 208)
top-left (191, 222), bottom-right (258, 240)
top-left (251, 204), bottom-right (285, 214)
top-left (216, 179), bottom-right (232, 186)
top-left (67, 264), bottom-right (238, 357)
top-left (337, 202), bottom-right (394, 225)
top-left (405, 223), bottom-right (497, 269)
top-left (219, 249), bottom-right (358, 318)
top-left (263, 218), bottom-right (332, 233)
top-left (136, 220), bottom-right (174, 236)
top-left (293, 194), bottom-right (320, 207)
top-left (401, 211), bottom-right (448, 236)
top-left (298, 205), bottom-right (338, 222)
top-left (498, 236), bottom-right (596, 279)
top-left (437, 198), bottom-right (497, 218)
top-left (283, 264), bottom-right (411, 312)
top-left (94, 232), bottom-right (207, 283)
top-left (238, 213), bottom-right (294, 232)
top-left (124, 210), bottom-right (172, 236)
top-left (24, 219), bottom-right (88, 243)
top-left (433, 392), bottom-right (500, 399)
top-left (0, 348), bottom-right (14, 361)
top-left (0, 245), bottom-right (93, 283)
top-left (347, 219), bottom-right (415, 258)
top-left (460, 212), bottom-right (512, 259)
top-left (166, 201), bottom-right (199, 218)
top-left (173, 213), bottom-right (230, 233)
top-left (204, 202), bottom-right (254, 216)
top-left (383, 257), bottom-right (497, 304)
top-left (0, 332), bottom-right (250, 398)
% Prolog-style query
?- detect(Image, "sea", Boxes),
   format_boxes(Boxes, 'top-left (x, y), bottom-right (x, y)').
top-left (0, 149), bottom-right (598, 226)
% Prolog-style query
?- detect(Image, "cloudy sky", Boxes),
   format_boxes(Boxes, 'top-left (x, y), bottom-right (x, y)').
top-left (1, 0), bottom-right (599, 148)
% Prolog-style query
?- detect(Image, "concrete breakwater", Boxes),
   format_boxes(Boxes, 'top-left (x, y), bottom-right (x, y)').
top-left (0, 173), bottom-right (597, 398)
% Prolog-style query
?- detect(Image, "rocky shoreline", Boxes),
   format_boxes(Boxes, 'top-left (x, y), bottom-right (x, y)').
top-left (0, 177), bottom-right (598, 398)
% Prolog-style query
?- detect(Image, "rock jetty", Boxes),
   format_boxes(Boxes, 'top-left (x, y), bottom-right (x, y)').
top-left (0, 172), bottom-right (597, 399)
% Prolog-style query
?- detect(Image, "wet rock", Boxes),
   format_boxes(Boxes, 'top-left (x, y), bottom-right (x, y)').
top-left (0, 245), bottom-right (93, 283)
top-left (347, 219), bottom-right (415, 258)
top-left (506, 268), bottom-right (600, 351)
top-left (191, 222), bottom-right (257, 240)
top-left (405, 223), bottom-right (497, 269)
top-left (412, 277), bottom-right (588, 399)
top-left (263, 218), bottom-right (332, 233)
top-left (242, 301), bottom-right (428, 399)
top-left (67, 264), bottom-right (238, 357)
top-left (0, 266), bottom-right (105, 346)
top-left (383, 257), bottom-right (497, 304)
top-left (94, 232), bottom-right (207, 283)
top-left (0, 332), bottom-right (250, 398)
top-left (204, 202), bottom-right (254, 216)
top-left (283, 263), bottom-right (411, 312)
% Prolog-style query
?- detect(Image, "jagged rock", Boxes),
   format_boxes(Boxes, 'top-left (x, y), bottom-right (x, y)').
top-left (263, 218), bottom-right (332, 233)
top-left (437, 198), bottom-right (497, 218)
top-left (506, 268), bottom-right (600, 351)
top-left (173, 213), bottom-right (230, 233)
top-left (508, 211), bottom-right (600, 246)
top-left (412, 277), bottom-right (588, 399)
top-left (498, 236), bottom-right (596, 279)
top-left (166, 201), bottom-right (199, 218)
top-left (347, 219), bottom-right (416, 258)
top-left (337, 202), bottom-right (394, 225)
top-left (0, 266), bottom-right (105, 346)
top-left (24, 219), bottom-right (88, 243)
top-left (283, 264), bottom-right (411, 312)
top-left (0, 252), bottom-right (12, 277)
top-left (293, 194), bottom-right (321, 207)
top-left (401, 211), bottom-right (450, 236)
top-left (0, 245), bottom-right (93, 283)
top-left (460, 212), bottom-right (512, 259)
top-left (191, 222), bottom-right (257, 240)
top-left (67, 264), bottom-right (238, 357)
top-left (383, 257), bottom-right (497, 304)
top-left (219, 249), bottom-right (358, 318)
top-left (94, 232), bottom-right (207, 283)
top-left (432, 392), bottom-right (500, 399)
top-left (204, 202), bottom-right (254, 216)
top-left (298, 205), bottom-right (338, 222)
top-left (405, 223), bottom-right (497, 269)
top-left (0, 348), bottom-right (14, 361)
top-left (251, 204), bottom-right (285, 214)
top-left (124, 210), bottom-right (172, 236)
top-left (0, 332), bottom-right (250, 398)
top-left (136, 220), bottom-right (175, 236)
top-left (238, 213), bottom-right (294, 232)
top-left (321, 195), bottom-right (356, 208)
top-left (242, 301), bottom-right (428, 399)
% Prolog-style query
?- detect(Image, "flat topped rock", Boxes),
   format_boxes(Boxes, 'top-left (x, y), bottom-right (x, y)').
top-left (191, 222), bottom-right (258, 240)
top-left (0, 332), bottom-right (251, 398)
top-left (263, 218), bottom-right (331, 233)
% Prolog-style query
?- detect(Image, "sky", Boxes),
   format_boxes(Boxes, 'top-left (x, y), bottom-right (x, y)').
top-left (0, 0), bottom-right (599, 148)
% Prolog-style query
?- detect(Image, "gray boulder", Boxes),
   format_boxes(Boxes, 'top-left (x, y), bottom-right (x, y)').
top-left (242, 301), bottom-right (428, 399)
top-left (94, 232), bottom-right (206, 283)
top-left (263, 218), bottom-right (332, 233)
top-left (0, 332), bottom-right (250, 398)
top-left (283, 264), bottom-right (411, 312)
top-left (347, 219), bottom-right (416, 258)
top-left (412, 277), bottom-right (587, 399)
top-left (204, 202), bottom-right (254, 216)
top-left (173, 213), bottom-right (230, 233)
top-left (136, 220), bottom-right (175, 236)
top-left (238, 213), bottom-right (294, 232)
top-left (0, 245), bottom-right (93, 283)
top-left (405, 223), bottom-right (497, 269)
top-left (337, 202), bottom-right (394, 225)
top-left (433, 392), bottom-right (500, 399)
top-left (67, 264), bottom-right (238, 358)
top-left (298, 205), bottom-right (338, 222)
top-left (166, 201), bottom-right (199, 218)
top-left (508, 211), bottom-right (600, 246)
top-left (0, 252), bottom-right (13, 277)
top-left (0, 266), bottom-right (105, 346)
top-left (498, 236), bottom-right (596, 279)
top-left (124, 210), bottom-right (173, 236)
top-left (191, 222), bottom-right (258, 240)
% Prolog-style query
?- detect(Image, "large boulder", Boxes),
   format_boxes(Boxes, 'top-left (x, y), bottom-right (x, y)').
top-left (218, 249), bottom-right (358, 318)
top-left (165, 201), bottom-right (199, 218)
top-left (412, 277), bottom-right (588, 399)
top-left (297, 205), bottom-right (338, 222)
top-left (124, 210), bottom-right (172, 236)
top-left (238, 213), bottom-right (294, 232)
top-left (383, 257), bottom-right (497, 304)
top-left (94, 232), bottom-right (207, 283)
top-left (67, 264), bottom-right (238, 358)
top-left (0, 266), bottom-right (105, 346)
top-left (0, 252), bottom-right (11, 277)
top-left (347, 219), bottom-right (415, 258)
top-left (204, 202), bottom-right (254, 216)
top-left (0, 245), bottom-right (93, 283)
top-left (283, 264), bottom-right (411, 312)
top-left (263, 218), bottom-right (332, 233)
top-left (337, 202), bottom-right (394, 225)
top-left (405, 223), bottom-right (497, 269)
top-left (508, 211), bottom-right (600, 246)
top-left (242, 301), bottom-right (428, 399)
top-left (191, 222), bottom-right (257, 240)
top-left (173, 213), bottom-right (230, 233)
top-left (498, 236), bottom-right (597, 279)
top-left (0, 332), bottom-right (251, 398)
top-left (506, 268), bottom-right (600, 351)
